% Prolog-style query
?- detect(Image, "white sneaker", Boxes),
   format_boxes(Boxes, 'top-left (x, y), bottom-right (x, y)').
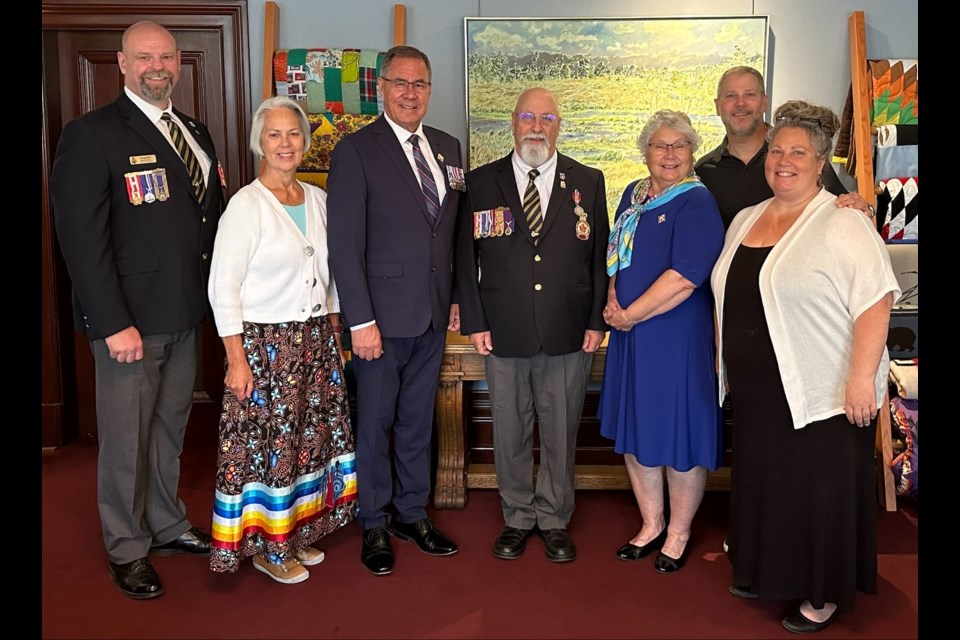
top-left (294, 547), bottom-right (325, 566)
top-left (252, 555), bottom-right (309, 584)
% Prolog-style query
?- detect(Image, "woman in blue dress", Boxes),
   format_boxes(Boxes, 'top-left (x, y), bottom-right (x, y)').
top-left (599, 110), bottom-right (724, 573)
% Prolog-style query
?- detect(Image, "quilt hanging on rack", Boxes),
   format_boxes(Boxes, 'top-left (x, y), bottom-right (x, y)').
top-left (869, 59), bottom-right (918, 126)
top-left (296, 112), bottom-right (380, 189)
top-left (877, 177), bottom-right (918, 242)
top-left (875, 124), bottom-right (918, 181)
top-left (275, 48), bottom-right (385, 116)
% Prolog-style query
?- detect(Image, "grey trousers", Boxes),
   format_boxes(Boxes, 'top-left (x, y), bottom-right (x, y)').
top-left (91, 329), bottom-right (197, 563)
top-left (485, 349), bottom-right (592, 530)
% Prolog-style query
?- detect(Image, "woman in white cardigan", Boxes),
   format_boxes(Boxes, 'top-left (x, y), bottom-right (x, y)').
top-left (207, 97), bottom-right (357, 584)
top-left (710, 101), bottom-right (899, 634)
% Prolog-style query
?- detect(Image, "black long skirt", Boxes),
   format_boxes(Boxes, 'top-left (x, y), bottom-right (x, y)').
top-left (723, 245), bottom-right (877, 610)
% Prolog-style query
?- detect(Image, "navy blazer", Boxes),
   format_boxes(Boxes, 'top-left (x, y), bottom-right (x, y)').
top-left (52, 92), bottom-right (224, 340)
top-left (456, 152), bottom-right (609, 357)
top-left (327, 116), bottom-right (464, 338)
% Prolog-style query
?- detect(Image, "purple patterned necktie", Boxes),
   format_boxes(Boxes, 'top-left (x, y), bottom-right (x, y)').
top-left (409, 134), bottom-right (440, 218)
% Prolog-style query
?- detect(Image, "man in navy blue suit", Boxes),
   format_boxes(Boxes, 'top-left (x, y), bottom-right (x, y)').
top-left (327, 46), bottom-right (464, 576)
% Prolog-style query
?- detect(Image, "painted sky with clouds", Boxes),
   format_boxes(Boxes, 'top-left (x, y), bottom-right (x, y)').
top-left (468, 18), bottom-right (766, 66)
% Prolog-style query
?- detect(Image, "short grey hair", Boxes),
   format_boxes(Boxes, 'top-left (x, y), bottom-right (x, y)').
top-left (250, 96), bottom-right (311, 157)
top-left (637, 110), bottom-right (702, 161)
top-left (381, 45), bottom-right (432, 81)
top-left (767, 100), bottom-right (840, 160)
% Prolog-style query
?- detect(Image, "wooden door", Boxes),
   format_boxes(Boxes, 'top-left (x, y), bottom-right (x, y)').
top-left (41, 0), bottom-right (252, 447)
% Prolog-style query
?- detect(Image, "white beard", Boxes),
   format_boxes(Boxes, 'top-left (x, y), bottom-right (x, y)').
top-left (518, 136), bottom-right (549, 167)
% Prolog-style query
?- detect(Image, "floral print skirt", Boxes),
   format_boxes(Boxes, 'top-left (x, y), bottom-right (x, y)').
top-left (210, 315), bottom-right (357, 573)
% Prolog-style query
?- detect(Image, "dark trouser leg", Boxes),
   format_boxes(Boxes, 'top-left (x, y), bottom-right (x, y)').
top-left (392, 328), bottom-right (445, 523)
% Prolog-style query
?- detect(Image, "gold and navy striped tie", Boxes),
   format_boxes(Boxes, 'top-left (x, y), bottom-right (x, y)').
top-left (523, 169), bottom-right (543, 239)
top-left (161, 113), bottom-right (206, 203)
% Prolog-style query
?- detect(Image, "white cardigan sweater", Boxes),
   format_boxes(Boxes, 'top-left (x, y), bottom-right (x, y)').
top-left (711, 189), bottom-right (900, 429)
top-left (209, 179), bottom-right (339, 336)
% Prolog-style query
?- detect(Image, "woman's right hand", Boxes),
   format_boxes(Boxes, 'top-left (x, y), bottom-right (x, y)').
top-left (225, 360), bottom-right (255, 400)
top-left (221, 335), bottom-right (254, 400)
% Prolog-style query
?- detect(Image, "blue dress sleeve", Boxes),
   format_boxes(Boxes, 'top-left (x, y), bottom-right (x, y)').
top-left (670, 188), bottom-right (725, 287)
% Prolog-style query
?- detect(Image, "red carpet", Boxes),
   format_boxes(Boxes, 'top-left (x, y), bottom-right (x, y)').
top-left (42, 440), bottom-right (918, 639)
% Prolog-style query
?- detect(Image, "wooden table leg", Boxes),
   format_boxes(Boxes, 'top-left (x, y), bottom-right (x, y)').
top-left (434, 377), bottom-right (467, 509)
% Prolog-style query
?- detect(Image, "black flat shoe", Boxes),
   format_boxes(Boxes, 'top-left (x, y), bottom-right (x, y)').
top-left (782, 607), bottom-right (839, 633)
top-left (654, 547), bottom-right (689, 573)
top-left (493, 526), bottom-right (534, 560)
top-left (728, 584), bottom-right (759, 599)
top-left (615, 529), bottom-right (666, 561)
top-left (360, 526), bottom-right (394, 576)
top-left (108, 557), bottom-right (164, 600)
top-left (150, 526), bottom-right (212, 556)
top-left (392, 517), bottom-right (458, 556)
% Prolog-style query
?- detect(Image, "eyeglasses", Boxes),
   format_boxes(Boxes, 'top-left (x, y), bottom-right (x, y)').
top-left (647, 140), bottom-right (692, 154)
top-left (514, 112), bottom-right (559, 125)
top-left (380, 77), bottom-right (431, 93)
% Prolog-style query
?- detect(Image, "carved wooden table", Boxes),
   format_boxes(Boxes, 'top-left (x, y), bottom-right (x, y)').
top-left (432, 333), bottom-right (730, 509)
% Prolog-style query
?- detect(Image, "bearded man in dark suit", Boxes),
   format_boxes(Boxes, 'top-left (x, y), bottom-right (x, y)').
top-left (52, 21), bottom-right (223, 600)
top-left (327, 46), bottom-right (463, 576)
top-left (456, 87), bottom-right (609, 563)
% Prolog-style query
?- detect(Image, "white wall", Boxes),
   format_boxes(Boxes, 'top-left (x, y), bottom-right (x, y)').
top-left (247, 0), bottom-right (918, 146)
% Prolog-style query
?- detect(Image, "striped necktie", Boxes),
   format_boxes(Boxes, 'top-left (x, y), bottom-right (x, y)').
top-left (523, 169), bottom-right (543, 238)
top-left (161, 113), bottom-right (206, 203)
top-left (408, 134), bottom-right (440, 218)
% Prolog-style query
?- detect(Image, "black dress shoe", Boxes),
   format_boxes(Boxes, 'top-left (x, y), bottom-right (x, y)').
top-left (108, 557), bottom-right (164, 600)
top-left (654, 547), bottom-right (689, 573)
top-left (538, 528), bottom-right (577, 563)
top-left (728, 584), bottom-right (759, 599)
top-left (392, 518), bottom-right (458, 556)
top-left (150, 526), bottom-right (212, 556)
top-left (360, 527), bottom-right (394, 576)
top-left (615, 529), bottom-right (666, 561)
top-left (782, 606), bottom-right (839, 633)
top-left (492, 526), bottom-right (534, 560)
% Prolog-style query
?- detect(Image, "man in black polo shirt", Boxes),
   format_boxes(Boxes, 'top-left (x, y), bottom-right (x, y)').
top-left (696, 66), bottom-right (870, 228)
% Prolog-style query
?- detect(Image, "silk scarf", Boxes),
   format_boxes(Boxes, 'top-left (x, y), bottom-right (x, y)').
top-left (606, 174), bottom-right (704, 275)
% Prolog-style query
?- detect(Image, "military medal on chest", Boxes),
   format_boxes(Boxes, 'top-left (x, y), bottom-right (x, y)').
top-left (572, 188), bottom-right (590, 241)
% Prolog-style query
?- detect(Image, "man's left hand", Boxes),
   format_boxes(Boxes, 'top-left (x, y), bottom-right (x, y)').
top-left (582, 330), bottom-right (604, 353)
top-left (835, 192), bottom-right (873, 218)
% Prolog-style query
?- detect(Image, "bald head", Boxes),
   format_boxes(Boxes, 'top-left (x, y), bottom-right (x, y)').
top-left (118, 21), bottom-right (181, 108)
top-left (511, 87), bottom-right (561, 167)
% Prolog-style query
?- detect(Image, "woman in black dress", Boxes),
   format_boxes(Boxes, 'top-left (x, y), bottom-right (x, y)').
top-left (710, 101), bottom-right (899, 633)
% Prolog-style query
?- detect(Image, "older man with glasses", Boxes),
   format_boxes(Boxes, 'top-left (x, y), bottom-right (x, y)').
top-left (456, 87), bottom-right (609, 563)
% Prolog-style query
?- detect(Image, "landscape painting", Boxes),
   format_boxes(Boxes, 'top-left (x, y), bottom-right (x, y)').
top-left (465, 16), bottom-right (769, 216)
